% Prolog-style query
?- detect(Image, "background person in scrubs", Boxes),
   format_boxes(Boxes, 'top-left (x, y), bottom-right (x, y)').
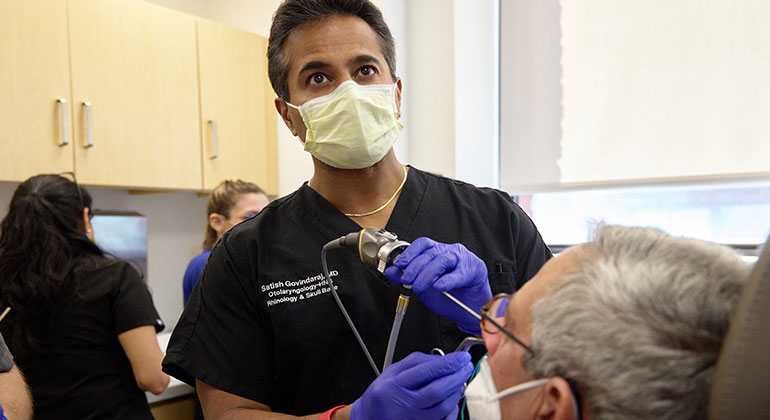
top-left (0, 174), bottom-right (168, 419)
top-left (183, 179), bottom-right (269, 304)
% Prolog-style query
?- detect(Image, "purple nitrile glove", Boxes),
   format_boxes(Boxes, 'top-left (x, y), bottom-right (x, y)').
top-left (385, 238), bottom-right (492, 335)
top-left (350, 351), bottom-right (472, 420)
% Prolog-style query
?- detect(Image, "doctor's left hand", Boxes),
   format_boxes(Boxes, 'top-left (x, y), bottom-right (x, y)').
top-left (350, 351), bottom-right (472, 420)
top-left (384, 238), bottom-right (492, 335)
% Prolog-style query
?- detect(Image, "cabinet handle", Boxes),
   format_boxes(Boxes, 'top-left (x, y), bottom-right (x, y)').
top-left (209, 120), bottom-right (218, 159)
top-left (82, 101), bottom-right (93, 148)
top-left (57, 98), bottom-right (69, 146)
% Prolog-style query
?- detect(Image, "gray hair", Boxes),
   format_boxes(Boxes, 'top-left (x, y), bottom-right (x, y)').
top-left (267, 0), bottom-right (397, 101)
top-left (523, 225), bottom-right (751, 420)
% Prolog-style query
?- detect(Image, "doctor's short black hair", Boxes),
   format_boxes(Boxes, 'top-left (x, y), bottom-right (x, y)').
top-left (267, 0), bottom-right (397, 101)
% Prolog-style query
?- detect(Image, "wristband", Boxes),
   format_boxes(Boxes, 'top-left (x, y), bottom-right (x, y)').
top-left (319, 405), bottom-right (347, 420)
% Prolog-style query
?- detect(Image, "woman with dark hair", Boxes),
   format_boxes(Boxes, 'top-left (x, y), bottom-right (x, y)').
top-left (0, 174), bottom-right (168, 419)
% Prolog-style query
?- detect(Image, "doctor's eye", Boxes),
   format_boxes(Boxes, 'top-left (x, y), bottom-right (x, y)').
top-left (357, 65), bottom-right (377, 77)
top-left (308, 73), bottom-right (328, 85)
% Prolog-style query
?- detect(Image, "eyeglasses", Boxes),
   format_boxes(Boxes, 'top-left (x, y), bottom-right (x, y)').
top-left (479, 294), bottom-right (534, 354)
top-left (447, 291), bottom-right (585, 419)
top-left (443, 291), bottom-right (534, 354)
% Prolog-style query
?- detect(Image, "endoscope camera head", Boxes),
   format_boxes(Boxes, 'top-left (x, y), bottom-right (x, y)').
top-left (338, 228), bottom-right (410, 273)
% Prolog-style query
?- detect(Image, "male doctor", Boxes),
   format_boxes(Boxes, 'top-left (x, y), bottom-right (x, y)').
top-left (162, 1), bottom-right (551, 419)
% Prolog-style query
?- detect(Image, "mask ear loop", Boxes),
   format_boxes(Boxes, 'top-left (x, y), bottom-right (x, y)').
top-left (571, 391), bottom-right (581, 420)
top-left (492, 378), bottom-right (550, 401)
top-left (566, 379), bottom-right (584, 420)
top-left (494, 377), bottom-right (581, 418)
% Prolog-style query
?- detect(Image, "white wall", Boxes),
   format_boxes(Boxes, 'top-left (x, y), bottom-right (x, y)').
top-left (454, 0), bottom-right (500, 188)
top-left (404, 0), bottom-right (456, 178)
top-left (402, 0), bottom-right (499, 186)
top-left (499, 0), bottom-right (562, 193)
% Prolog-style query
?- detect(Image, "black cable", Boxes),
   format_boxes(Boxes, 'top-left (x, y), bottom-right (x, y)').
top-left (322, 239), bottom-right (381, 377)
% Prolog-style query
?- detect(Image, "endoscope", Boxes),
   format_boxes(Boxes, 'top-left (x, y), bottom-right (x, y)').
top-left (322, 228), bottom-right (478, 376)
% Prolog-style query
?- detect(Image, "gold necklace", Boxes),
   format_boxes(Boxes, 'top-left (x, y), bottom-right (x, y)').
top-left (344, 166), bottom-right (408, 217)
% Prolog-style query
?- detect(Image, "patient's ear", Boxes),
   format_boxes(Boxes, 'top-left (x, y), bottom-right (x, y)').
top-left (536, 377), bottom-right (580, 420)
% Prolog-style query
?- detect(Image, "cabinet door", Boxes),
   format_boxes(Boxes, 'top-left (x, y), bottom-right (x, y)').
top-left (0, 0), bottom-right (73, 181)
top-left (68, 0), bottom-right (201, 189)
top-left (197, 20), bottom-right (278, 194)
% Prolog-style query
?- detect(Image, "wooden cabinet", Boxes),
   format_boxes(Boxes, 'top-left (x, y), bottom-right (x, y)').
top-left (69, 0), bottom-right (201, 190)
top-left (0, 0), bottom-right (278, 192)
top-left (0, 0), bottom-right (74, 179)
top-left (197, 20), bottom-right (278, 195)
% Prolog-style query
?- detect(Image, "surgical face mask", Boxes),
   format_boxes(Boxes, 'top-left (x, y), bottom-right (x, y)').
top-left (464, 355), bottom-right (550, 420)
top-left (286, 80), bottom-right (403, 169)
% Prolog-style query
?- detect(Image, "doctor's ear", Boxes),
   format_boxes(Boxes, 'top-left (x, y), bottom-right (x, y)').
top-left (275, 98), bottom-right (298, 136)
top-left (535, 377), bottom-right (581, 420)
top-left (395, 78), bottom-right (403, 119)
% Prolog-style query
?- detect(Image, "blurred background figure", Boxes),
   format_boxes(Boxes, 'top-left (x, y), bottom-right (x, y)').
top-left (183, 179), bottom-right (269, 305)
top-left (0, 174), bottom-right (168, 420)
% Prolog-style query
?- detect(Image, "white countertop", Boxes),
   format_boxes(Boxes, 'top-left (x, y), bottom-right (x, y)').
top-left (146, 332), bottom-right (195, 404)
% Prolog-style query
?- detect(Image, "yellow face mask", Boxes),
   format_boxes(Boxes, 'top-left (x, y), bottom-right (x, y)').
top-left (286, 81), bottom-right (403, 169)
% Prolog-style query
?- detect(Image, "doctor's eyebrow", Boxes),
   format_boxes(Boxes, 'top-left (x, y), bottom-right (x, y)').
top-left (349, 54), bottom-right (381, 67)
top-left (298, 60), bottom-right (330, 75)
top-left (297, 55), bottom-right (382, 77)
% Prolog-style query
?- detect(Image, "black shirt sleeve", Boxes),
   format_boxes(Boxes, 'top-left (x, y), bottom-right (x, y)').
top-left (163, 232), bottom-right (274, 404)
top-left (113, 262), bottom-right (164, 335)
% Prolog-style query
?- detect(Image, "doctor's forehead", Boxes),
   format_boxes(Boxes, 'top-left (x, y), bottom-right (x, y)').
top-left (282, 14), bottom-right (387, 76)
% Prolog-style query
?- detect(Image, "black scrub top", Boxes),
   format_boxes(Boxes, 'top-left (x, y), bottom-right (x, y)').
top-left (163, 166), bottom-right (551, 415)
top-left (11, 260), bottom-right (164, 420)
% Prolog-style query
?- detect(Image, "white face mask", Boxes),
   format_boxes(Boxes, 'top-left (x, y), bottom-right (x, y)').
top-left (465, 356), bottom-right (550, 420)
top-left (286, 80), bottom-right (403, 169)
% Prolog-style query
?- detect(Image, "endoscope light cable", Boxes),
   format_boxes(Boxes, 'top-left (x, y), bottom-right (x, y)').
top-left (321, 230), bottom-right (481, 377)
top-left (321, 240), bottom-right (381, 377)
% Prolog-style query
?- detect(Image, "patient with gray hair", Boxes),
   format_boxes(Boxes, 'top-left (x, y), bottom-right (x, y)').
top-left (469, 225), bottom-right (751, 420)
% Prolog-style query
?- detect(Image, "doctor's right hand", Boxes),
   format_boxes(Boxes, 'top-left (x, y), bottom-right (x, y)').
top-left (350, 351), bottom-right (473, 420)
top-left (385, 238), bottom-right (492, 336)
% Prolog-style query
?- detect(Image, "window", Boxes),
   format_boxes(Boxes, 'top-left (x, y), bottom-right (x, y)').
top-left (518, 183), bottom-right (770, 261)
top-left (500, 0), bottom-right (770, 263)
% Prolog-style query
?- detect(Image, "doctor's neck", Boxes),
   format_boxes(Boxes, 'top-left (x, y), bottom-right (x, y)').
top-left (309, 151), bottom-right (407, 227)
